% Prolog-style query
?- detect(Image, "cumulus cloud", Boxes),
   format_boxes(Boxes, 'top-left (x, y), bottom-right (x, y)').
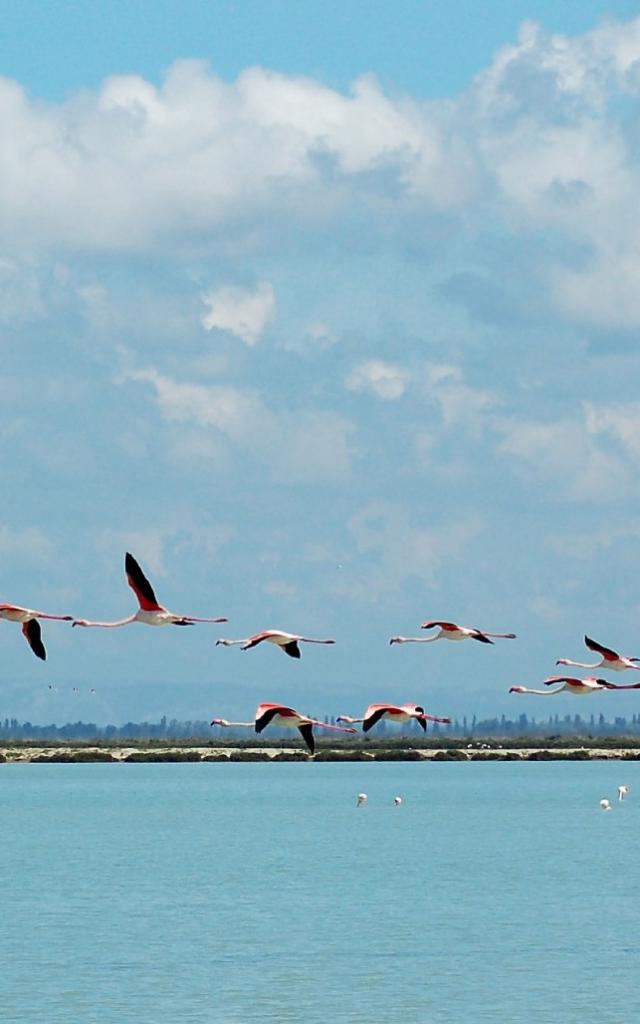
top-left (1, 18), bottom-right (640, 333)
top-left (201, 281), bottom-right (276, 345)
top-left (346, 359), bottom-right (409, 399)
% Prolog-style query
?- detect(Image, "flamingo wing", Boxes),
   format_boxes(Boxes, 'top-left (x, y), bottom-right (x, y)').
top-left (125, 553), bottom-right (162, 612)
top-left (254, 705), bottom-right (286, 733)
top-left (282, 641), bottom-right (301, 658)
top-left (362, 705), bottom-right (395, 732)
top-left (584, 635), bottom-right (619, 661)
top-left (22, 619), bottom-right (46, 660)
top-left (297, 723), bottom-right (315, 753)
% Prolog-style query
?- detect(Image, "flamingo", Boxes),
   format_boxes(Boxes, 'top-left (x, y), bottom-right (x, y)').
top-left (509, 675), bottom-right (640, 697)
top-left (72, 553), bottom-right (227, 629)
top-left (356, 793), bottom-right (368, 807)
top-left (556, 635), bottom-right (640, 672)
top-left (600, 799), bottom-right (612, 811)
top-left (393, 796), bottom-right (403, 807)
top-left (216, 630), bottom-right (335, 659)
top-left (0, 604), bottom-right (73, 660)
top-left (389, 621), bottom-right (516, 645)
top-left (210, 703), bottom-right (356, 754)
top-left (336, 703), bottom-right (451, 732)
top-left (618, 785), bottom-right (629, 801)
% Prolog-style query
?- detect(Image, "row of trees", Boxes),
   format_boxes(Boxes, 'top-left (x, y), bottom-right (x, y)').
top-left (2, 712), bottom-right (640, 741)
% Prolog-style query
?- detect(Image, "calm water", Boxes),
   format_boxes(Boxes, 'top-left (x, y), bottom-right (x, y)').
top-left (1, 760), bottom-right (639, 1023)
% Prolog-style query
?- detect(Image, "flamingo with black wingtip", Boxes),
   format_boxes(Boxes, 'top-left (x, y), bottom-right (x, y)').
top-left (556, 635), bottom-right (640, 672)
top-left (0, 603), bottom-right (73, 660)
top-left (510, 675), bottom-right (640, 697)
top-left (390, 621), bottom-right (516, 646)
top-left (72, 553), bottom-right (227, 629)
top-left (210, 703), bottom-right (356, 754)
top-left (216, 630), bottom-right (335, 659)
top-left (337, 702), bottom-right (451, 732)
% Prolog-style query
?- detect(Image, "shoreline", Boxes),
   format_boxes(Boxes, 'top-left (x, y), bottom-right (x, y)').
top-left (1, 745), bottom-right (640, 763)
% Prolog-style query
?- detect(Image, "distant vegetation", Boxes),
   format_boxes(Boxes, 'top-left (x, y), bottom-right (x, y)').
top-left (2, 711), bottom-right (640, 745)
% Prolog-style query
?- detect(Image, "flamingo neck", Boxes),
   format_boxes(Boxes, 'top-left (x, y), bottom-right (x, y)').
top-left (557, 659), bottom-right (597, 669)
top-left (310, 720), bottom-right (357, 734)
top-left (72, 615), bottom-right (136, 628)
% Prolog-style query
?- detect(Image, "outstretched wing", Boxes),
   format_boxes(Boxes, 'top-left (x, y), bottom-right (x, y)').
top-left (470, 630), bottom-right (493, 644)
top-left (545, 675), bottom-right (582, 685)
top-left (297, 723), bottom-right (315, 753)
top-left (125, 552), bottom-right (162, 611)
top-left (254, 705), bottom-right (285, 733)
top-left (363, 705), bottom-right (397, 732)
top-left (282, 641), bottom-right (301, 658)
top-left (22, 619), bottom-right (46, 661)
top-left (584, 635), bottom-right (618, 661)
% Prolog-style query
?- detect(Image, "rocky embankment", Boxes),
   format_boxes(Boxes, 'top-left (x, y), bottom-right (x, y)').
top-left (1, 745), bottom-right (640, 763)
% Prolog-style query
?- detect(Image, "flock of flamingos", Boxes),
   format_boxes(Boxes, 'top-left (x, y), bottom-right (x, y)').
top-left (3, 552), bottom-right (640, 754)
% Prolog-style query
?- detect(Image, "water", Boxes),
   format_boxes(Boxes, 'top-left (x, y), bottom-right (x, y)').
top-left (1, 760), bottom-right (638, 1023)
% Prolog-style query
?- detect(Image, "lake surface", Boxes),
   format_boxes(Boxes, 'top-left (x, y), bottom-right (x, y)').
top-left (1, 760), bottom-right (638, 1023)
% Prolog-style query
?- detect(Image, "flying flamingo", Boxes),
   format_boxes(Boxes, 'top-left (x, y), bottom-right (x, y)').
top-left (336, 703), bottom-right (451, 732)
top-left (556, 635), bottom-right (640, 672)
top-left (389, 621), bottom-right (516, 645)
top-left (509, 675), bottom-right (640, 697)
top-left (216, 630), bottom-right (335, 659)
top-left (210, 703), bottom-right (356, 754)
top-left (0, 604), bottom-right (73, 660)
top-left (72, 553), bottom-right (227, 629)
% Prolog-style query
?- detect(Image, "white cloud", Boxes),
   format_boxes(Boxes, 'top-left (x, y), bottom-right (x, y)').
top-left (585, 401), bottom-right (640, 460)
top-left (126, 366), bottom-right (353, 482)
top-left (201, 281), bottom-right (276, 345)
top-left (2, 19), bottom-right (640, 333)
top-left (496, 413), bottom-right (631, 499)
top-left (346, 359), bottom-right (409, 400)
top-left (424, 363), bottom-right (497, 429)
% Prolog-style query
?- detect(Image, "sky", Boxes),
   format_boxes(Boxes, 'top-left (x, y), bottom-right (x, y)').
top-left (2, 0), bottom-right (640, 729)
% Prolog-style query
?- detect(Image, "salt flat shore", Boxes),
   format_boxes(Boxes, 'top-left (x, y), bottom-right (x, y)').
top-left (1, 745), bottom-right (640, 763)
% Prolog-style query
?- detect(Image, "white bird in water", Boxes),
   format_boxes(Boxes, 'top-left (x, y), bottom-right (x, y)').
top-left (510, 676), bottom-right (640, 697)
top-left (390, 621), bottom-right (516, 646)
top-left (600, 799), bottom-right (612, 811)
top-left (556, 635), bottom-right (640, 673)
top-left (393, 796), bottom-right (403, 807)
top-left (72, 553), bottom-right (227, 629)
top-left (356, 793), bottom-right (368, 807)
top-left (210, 703), bottom-right (356, 754)
top-left (216, 630), bottom-right (335, 659)
top-left (0, 603), bottom-right (73, 660)
top-left (618, 785), bottom-right (629, 801)
top-left (337, 703), bottom-right (451, 732)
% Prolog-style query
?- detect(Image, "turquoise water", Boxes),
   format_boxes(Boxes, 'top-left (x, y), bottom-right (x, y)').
top-left (2, 761), bottom-right (638, 1023)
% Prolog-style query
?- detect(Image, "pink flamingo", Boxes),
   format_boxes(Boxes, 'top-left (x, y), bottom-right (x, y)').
top-left (556, 635), bottom-right (640, 672)
top-left (510, 675), bottom-right (640, 697)
top-left (390, 621), bottom-right (516, 645)
top-left (0, 603), bottom-right (73, 660)
top-left (337, 702), bottom-right (451, 732)
top-left (72, 553), bottom-right (227, 629)
top-left (216, 630), bottom-right (335, 659)
top-left (210, 703), bottom-right (356, 754)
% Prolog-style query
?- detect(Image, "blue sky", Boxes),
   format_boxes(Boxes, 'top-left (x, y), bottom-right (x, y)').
top-left (3, 1), bottom-right (640, 729)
